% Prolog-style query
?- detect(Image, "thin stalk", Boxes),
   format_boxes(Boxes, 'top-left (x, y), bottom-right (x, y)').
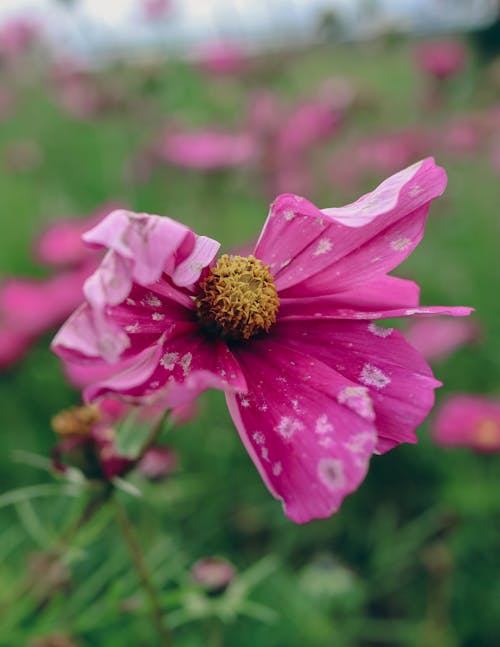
top-left (112, 496), bottom-right (172, 646)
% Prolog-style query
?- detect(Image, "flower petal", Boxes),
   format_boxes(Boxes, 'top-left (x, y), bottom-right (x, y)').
top-left (227, 337), bottom-right (377, 523)
top-left (84, 329), bottom-right (247, 408)
top-left (279, 275), bottom-right (420, 318)
top-left (274, 319), bottom-right (442, 454)
top-left (256, 158), bottom-right (447, 295)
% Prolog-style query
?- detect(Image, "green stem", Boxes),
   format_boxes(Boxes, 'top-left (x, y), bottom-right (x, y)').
top-left (112, 496), bottom-right (173, 646)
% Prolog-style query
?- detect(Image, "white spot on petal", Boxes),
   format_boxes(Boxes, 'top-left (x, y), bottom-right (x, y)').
top-left (368, 322), bottom-right (393, 338)
top-left (143, 292), bottom-right (162, 307)
top-left (275, 416), bottom-right (304, 440)
top-left (318, 458), bottom-right (345, 492)
top-left (125, 322), bottom-right (140, 333)
top-left (313, 237), bottom-right (333, 256)
top-left (390, 237), bottom-right (411, 251)
top-left (253, 431), bottom-right (265, 445)
top-left (160, 352), bottom-right (179, 370)
top-left (283, 209), bottom-right (296, 221)
top-left (272, 461), bottom-right (282, 476)
top-left (338, 386), bottom-right (375, 420)
top-left (152, 312), bottom-right (165, 321)
top-left (179, 352), bottom-right (192, 376)
top-left (359, 363), bottom-right (391, 389)
top-left (315, 414), bottom-right (333, 435)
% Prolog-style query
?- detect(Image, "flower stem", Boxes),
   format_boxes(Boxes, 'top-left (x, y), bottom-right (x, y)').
top-left (112, 496), bottom-right (173, 646)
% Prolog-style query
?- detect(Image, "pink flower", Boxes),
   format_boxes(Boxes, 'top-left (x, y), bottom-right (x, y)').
top-left (141, 0), bottom-right (170, 20)
top-left (196, 42), bottom-right (247, 77)
top-left (415, 39), bottom-right (467, 81)
top-left (0, 205), bottom-right (116, 369)
top-left (405, 317), bottom-right (480, 362)
top-left (52, 159), bottom-right (471, 523)
top-left (0, 17), bottom-right (39, 60)
top-left (137, 445), bottom-right (178, 480)
top-left (433, 395), bottom-right (500, 452)
top-left (156, 129), bottom-right (258, 171)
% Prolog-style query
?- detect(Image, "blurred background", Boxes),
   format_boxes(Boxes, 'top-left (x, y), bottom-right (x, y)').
top-left (1, 0), bottom-right (500, 645)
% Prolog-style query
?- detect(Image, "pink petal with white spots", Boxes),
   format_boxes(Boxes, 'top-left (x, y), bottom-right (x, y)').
top-left (276, 319), bottom-right (441, 453)
top-left (82, 209), bottom-right (218, 287)
top-left (86, 331), bottom-right (246, 407)
top-left (270, 158), bottom-right (447, 295)
top-left (227, 336), bottom-right (377, 523)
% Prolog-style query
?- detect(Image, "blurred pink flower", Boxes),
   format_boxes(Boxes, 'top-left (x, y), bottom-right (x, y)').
top-left (141, 0), bottom-right (171, 20)
top-left (433, 395), bottom-right (500, 452)
top-left (51, 61), bottom-right (123, 120)
top-left (0, 205), bottom-right (118, 369)
top-left (137, 445), bottom-right (178, 480)
top-left (441, 118), bottom-right (482, 156)
top-left (52, 159), bottom-right (471, 523)
top-left (197, 42), bottom-right (247, 76)
top-left (415, 39), bottom-right (467, 81)
top-left (156, 129), bottom-right (258, 171)
top-left (156, 87), bottom-right (347, 195)
top-left (330, 128), bottom-right (430, 192)
top-left (406, 317), bottom-right (480, 362)
top-left (0, 17), bottom-right (39, 59)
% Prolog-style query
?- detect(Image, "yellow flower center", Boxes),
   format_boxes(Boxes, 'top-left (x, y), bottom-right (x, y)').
top-left (196, 254), bottom-right (280, 341)
top-left (473, 418), bottom-right (500, 449)
top-left (51, 405), bottom-right (101, 437)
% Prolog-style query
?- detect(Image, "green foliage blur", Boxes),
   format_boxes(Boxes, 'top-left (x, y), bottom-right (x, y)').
top-left (0, 33), bottom-right (499, 647)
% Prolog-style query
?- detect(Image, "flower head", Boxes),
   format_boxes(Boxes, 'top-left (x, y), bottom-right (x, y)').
top-left (52, 158), bottom-right (471, 523)
top-left (433, 395), bottom-right (500, 452)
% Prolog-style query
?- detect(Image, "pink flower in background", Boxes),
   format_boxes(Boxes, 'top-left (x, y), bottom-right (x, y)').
top-left (415, 39), bottom-right (467, 81)
top-left (330, 128), bottom-right (430, 192)
top-left (441, 118), bottom-right (482, 156)
top-left (156, 129), bottom-right (258, 171)
top-left (433, 395), bottom-right (500, 452)
top-left (137, 445), bottom-right (178, 480)
top-left (154, 85), bottom-right (349, 192)
top-left (0, 17), bottom-right (39, 60)
top-left (141, 0), bottom-right (171, 20)
top-left (0, 205), bottom-right (117, 369)
top-left (51, 61), bottom-right (123, 120)
top-left (406, 317), bottom-right (480, 362)
top-left (52, 158), bottom-right (471, 523)
top-left (197, 42), bottom-right (247, 77)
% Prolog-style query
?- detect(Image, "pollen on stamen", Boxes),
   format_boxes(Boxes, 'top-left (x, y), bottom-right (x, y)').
top-left (196, 254), bottom-right (279, 341)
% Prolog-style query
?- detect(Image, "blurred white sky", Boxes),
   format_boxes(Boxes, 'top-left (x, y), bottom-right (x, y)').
top-left (0, 0), bottom-right (498, 62)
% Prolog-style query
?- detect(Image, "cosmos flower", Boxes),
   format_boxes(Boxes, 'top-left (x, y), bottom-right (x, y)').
top-left (52, 158), bottom-right (471, 523)
top-left (405, 317), bottom-right (480, 362)
top-left (196, 42), bottom-right (247, 77)
top-left (415, 39), bottom-right (467, 81)
top-left (433, 395), bottom-right (500, 452)
top-left (0, 205), bottom-right (115, 369)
